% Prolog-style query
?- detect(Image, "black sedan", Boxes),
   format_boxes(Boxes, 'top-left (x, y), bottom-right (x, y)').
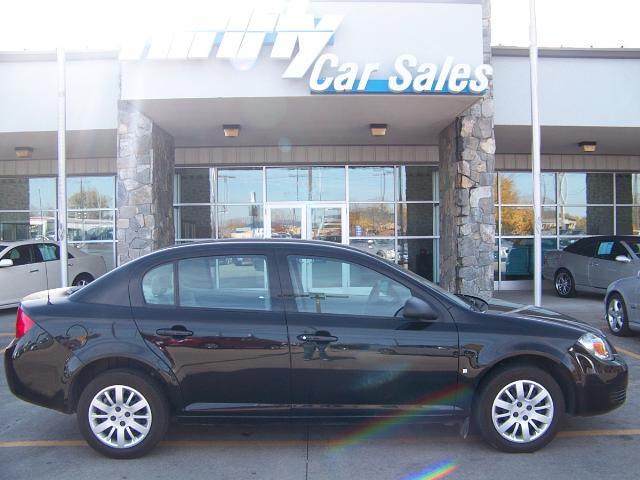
top-left (4, 240), bottom-right (628, 458)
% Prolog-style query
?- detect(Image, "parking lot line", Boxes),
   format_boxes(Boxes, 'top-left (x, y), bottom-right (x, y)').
top-left (0, 429), bottom-right (639, 448)
top-left (617, 347), bottom-right (640, 361)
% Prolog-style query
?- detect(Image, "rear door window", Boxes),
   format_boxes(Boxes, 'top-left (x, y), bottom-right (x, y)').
top-left (177, 255), bottom-right (271, 311)
top-left (142, 263), bottom-right (175, 305)
top-left (35, 243), bottom-right (60, 262)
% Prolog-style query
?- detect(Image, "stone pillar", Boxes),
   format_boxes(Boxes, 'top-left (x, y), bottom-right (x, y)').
top-left (438, 0), bottom-right (495, 299)
top-left (116, 101), bottom-right (175, 265)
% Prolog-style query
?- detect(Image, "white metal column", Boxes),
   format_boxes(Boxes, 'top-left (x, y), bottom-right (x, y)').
top-left (529, 0), bottom-right (542, 306)
top-left (57, 46), bottom-right (68, 287)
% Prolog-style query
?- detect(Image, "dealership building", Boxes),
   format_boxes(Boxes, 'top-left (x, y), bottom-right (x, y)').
top-left (0, 0), bottom-right (638, 296)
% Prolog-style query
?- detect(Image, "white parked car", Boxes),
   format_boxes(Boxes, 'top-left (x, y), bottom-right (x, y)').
top-left (0, 240), bottom-right (107, 307)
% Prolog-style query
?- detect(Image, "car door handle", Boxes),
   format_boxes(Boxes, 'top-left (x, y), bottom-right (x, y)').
top-left (297, 334), bottom-right (338, 343)
top-left (156, 328), bottom-right (194, 337)
top-left (29, 269), bottom-right (39, 273)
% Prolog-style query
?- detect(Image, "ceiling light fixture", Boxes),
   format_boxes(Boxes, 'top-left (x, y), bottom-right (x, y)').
top-left (223, 125), bottom-right (241, 137)
top-left (578, 141), bottom-right (597, 153)
top-left (370, 124), bottom-right (387, 137)
top-left (14, 147), bottom-right (34, 159)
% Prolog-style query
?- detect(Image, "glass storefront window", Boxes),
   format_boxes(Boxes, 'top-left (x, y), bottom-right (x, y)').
top-left (557, 172), bottom-right (613, 205)
top-left (217, 205), bottom-right (263, 239)
top-left (267, 167), bottom-right (308, 202)
top-left (500, 238), bottom-right (556, 281)
top-left (349, 239), bottom-right (396, 262)
top-left (175, 168), bottom-right (211, 204)
top-left (558, 206), bottom-right (613, 235)
top-left (499, 172), bottom-right (533, 204)
top-left (310, 167), bottom-right (345, 201)
top-left (72, 242), bottom-right (116, 272)
top-left (397, 203), bottom-right (437, 236)
top-left (616, 173), bottom-right (640, 205)
top-left (397, 238), bottom-right (437, 282)
top-left (175, 205), bottom-right (213, 239)
top-left (501, 206), bottom-right (533, 235)
top-left (349, 203), bottom-right (395, 237)
top-left (349, 167), bottom-right (394, 202)
top-left (397, 166), bottom-right (435, 201)
top-left (541, 207), bottom-right (557, 236)
top-left (616, 206), bottom-right (640, 235)
top-left (217, 168), bottom-right (262, 204)
top-left (0, 177), bottom-right (57, 211)
top-left (67, 176), bottom-right (114, 209)
top-left (68, 210), bottom-right (114, 241)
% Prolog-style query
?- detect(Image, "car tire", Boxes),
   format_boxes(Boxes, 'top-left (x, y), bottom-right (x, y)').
top-left (72, 273), bottom-right (94, 287)
top-left (606, 293), bottom-right (632, 337)
top-left (554, 269), bottom-right (575, 298)
top-left (475, 366), bottom-right (565, 453)
top-left (77, 369), bottom-right (169, 459)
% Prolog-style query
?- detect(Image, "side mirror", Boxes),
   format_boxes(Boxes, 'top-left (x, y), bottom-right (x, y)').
top-left (615, 255), bottom-right (631, 264)
top-left (403, 297), bottom-right (438, 321)
top-left (0, 259), bottom-right (13, 268)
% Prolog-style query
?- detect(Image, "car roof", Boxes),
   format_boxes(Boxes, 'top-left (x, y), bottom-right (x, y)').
top-left (163, 239), bottom-right (363, 255)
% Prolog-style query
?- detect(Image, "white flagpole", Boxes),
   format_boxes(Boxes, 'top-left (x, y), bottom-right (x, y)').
top-left (57, 46), bottom-right (68, 287)
top-left (529, 0), bottom-right (542, 306)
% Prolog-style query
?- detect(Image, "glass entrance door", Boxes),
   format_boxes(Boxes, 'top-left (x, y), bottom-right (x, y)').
top-left (265, 204), bottom-right (347, 244)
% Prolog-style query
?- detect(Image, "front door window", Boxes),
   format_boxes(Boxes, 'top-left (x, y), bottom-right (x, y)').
top-left (266, 204), bottom-right (347, 244)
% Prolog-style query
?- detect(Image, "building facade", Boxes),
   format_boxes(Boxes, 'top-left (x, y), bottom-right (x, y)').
top-left (0, 0), bottom-right (638, 296)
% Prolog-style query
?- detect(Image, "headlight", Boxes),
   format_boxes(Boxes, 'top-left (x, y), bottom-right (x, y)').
top-left (577, 332), bottom-right (613, 361)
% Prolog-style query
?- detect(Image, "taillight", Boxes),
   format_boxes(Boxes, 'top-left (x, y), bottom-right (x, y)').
top-left (16, 307), bottom-right (36, 339)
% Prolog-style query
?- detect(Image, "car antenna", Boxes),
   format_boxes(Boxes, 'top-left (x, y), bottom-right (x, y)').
top-left (38, 190), bottom-right (51, 305)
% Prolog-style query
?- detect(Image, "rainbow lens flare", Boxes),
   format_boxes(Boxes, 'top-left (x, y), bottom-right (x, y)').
top-left (401, 460), bottom-right (459, 480)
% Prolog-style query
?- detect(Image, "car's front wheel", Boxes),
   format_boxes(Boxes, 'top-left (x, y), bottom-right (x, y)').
top-left (607, 293), bottom-right (632, 337)
top-left (72, 273), bottom-right (94, 287)
top-left (77, 369), bottom-right (169, 459)
top-left (475, 366), bottom-right (565, 453)
top-left (554, 269), bottom-right (575, 298)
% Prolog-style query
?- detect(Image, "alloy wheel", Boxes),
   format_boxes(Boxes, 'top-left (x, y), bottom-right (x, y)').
top-left (555, 272), bottom-right (571, 296)
top-left (491, 380), bottom-right (554, 444)
top-left (88, 384), bottom-right (152, 449)
top-left (607, 298), bottom-right (625, 333)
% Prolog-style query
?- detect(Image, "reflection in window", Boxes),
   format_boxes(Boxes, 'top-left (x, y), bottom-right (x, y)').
top-left (142, 263), bottom-right (175, 305)
top-left (175, 206), bottom-right (213, 239)
top-left (501, 238), bottom-right (556, 281)
top-left (501, 207), bottom-right (533, 235)
top-left (67, 177), bottom-right (114, 209)
top-left (175, 168), bottom-right (211, 204)
top-left (217, 205), bottom-right (263, 238)
top-left (397, 239), bottom-right (436, 282)
top-left (178, 256), bottom-right (270, 310)
top-left (616, 206), bottom-right (640, 235)
top-left (616, 173), bottom-right (640, 205)
top-left (349, 203), bottom-right (395, 237)
top-left (397, 203), bottom-right (436, 236)
top-left (310, 167), bottom-right (345, 201)
top-left (557, 173), bottom-right (613, 205)
top-left (349, 167), bottom-right (394, 202)
top-left (217, 168), bottom-right (262, 204)
top-left (398, 166), bottom-right (435, 201)
top-left (287, 255), bottom-right (411, 317)
top-left (266, 167), bottom-right (345, 202)
top-left (349, 239), bottom-right (395, 261)
top-left (68, 210), bottom-right (114, 241)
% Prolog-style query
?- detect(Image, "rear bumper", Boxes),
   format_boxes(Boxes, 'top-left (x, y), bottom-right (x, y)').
top-left (572, 353), bottom-right (628, 416)
top-left (4, 325), bottom-right (80, 414)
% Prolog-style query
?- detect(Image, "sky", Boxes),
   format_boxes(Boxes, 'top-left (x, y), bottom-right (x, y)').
top-left (492, 0), bottom-right (640, 48)
top-left (0, 0), bottom-right (639, 51)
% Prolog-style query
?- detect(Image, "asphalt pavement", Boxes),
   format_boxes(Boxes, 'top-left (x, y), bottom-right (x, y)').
top-left (1, 287), bottom-right (639, 480)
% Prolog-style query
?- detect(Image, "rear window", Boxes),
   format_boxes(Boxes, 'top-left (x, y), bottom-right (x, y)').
top-left (625, 240), bottom-right (640, 256)
top-left (142, 263), bottom-right (175, 305)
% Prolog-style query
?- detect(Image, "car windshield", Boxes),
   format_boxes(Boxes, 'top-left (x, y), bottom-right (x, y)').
top-left (379, 256), bottom-right (475, 311)
top-left (0, 245), bottom-right (7, 251)
top-left (625, 240), bottom-right (640, 256)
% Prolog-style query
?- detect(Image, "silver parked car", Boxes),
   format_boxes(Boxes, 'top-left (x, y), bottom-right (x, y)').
top-left (605, 271), bottom-right (640, 336)
top-left (543, 236), bottom-right (640, 298)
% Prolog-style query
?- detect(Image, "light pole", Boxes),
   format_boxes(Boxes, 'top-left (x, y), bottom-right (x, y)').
top-left (57, 46), bottom-right (68, 287)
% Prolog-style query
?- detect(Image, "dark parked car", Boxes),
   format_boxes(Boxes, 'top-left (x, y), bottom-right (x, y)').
top-left (4, 240), bottom-right (628, 458)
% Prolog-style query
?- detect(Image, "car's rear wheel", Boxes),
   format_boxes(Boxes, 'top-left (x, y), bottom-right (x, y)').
top-left (475, 366), bottom-right (565, 453)
top-left (72, 273), bottom-right (94, 287)
top-left (77, 370), bottom-right (169, 459)
top-left (554, 269), bottom-right (575, 298)
top-left (607, 293), bottom-right (632, 337)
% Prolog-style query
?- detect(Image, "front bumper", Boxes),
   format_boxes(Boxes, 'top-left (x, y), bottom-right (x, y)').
top-left (571, 351), bottom-right (628, 416)
top-left (4, 325), bottom-right (80, 414)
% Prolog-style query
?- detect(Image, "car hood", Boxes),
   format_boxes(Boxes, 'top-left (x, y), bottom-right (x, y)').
top-left (486, 298), bottom-right (603, 335)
